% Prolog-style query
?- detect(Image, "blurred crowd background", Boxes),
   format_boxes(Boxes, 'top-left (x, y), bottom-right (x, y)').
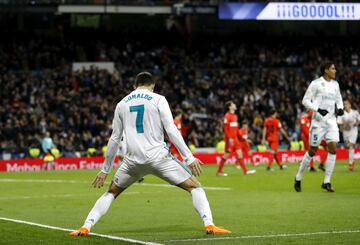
top-left (1, 35), bottom-right (359, 158)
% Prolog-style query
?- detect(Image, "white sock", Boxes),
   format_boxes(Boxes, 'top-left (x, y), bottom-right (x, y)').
top-left (324, 153), bottom-right (336, 184)
top-left (295, 152), bottom-right (312, 181)
top-left (191, 187), bottom-right (214, 227)
top-left (349, 147), bottom-right (354, 164)
top-left (83, 192), bottom-right (115, 230)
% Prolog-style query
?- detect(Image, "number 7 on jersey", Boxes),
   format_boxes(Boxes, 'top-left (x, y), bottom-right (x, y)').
top-left (130, 105), bottom-right (145, 133)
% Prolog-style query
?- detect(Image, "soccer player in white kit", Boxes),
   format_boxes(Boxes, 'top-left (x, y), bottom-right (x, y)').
top-left (294, 63), bottom-right (344, 192)
top-left (337, 99), bottom-right (360, 171)
top-left (70, 72), bottom-right (231, 236)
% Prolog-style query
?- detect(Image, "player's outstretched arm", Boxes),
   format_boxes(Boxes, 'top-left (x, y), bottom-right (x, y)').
top-left (101, 104), bottom-right (123, 174)
top-left (302, 82), bottom-right (318, 112)
top-left (335, 83), bottom-right (344, 114)
top-left (188, 158), bottom-right (203, 177)
top-left (92, 171), bottom-right (108, 188)
top-left (261, 126), bottom-right (267, 145)
top-left (280, 128), bottom-right (290, 142)
top-left (158, 96), bottom-right (196, 165)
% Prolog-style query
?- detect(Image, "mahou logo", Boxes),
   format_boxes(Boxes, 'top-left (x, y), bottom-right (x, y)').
top-left (6, 163), bottom-right (41, 172)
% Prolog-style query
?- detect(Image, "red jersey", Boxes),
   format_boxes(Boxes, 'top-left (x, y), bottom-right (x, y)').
top-left (174, 118), bottom-right (182, 132)
top-left (300, 115), bottom-right (310, 137)
top-left (238, 128), bottom-right (248, 142)
top-left (264, 117), bottom-right (281, 142)
top-left (170, 118), bottom-right (182, 159)
top-left (224, 112), bottom-right (238, 139)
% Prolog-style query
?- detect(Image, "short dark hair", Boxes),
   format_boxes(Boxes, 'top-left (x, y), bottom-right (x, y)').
top-left (270, 109), bottom-right (277, 115)
top-left (241, 120), bottom-right (248, 126)
top-left (225, 100), bottom-right (234, 112)
top-left (134, 72), bottom-right (155, 87)
top-left (320, 62), bottom-right (334, 75)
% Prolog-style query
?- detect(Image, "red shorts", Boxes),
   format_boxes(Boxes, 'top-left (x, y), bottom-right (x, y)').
top-left (320, 140), bottom-right (327, 147)
top-left (301, 134), bottom-right (309, 150)
top-left (239, 141), bottom-right (251, 153)
top-left (225, 138), bottom-right (241, 153)
top-left (268, 140), bottom-right (279, 151)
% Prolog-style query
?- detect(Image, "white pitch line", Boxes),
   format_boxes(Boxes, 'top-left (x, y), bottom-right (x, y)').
top-left (0, 192), bottom-right (139, 200)
top-left (0, 178), bottom-right (231, 191)
top-left (164, 230), bottom-right (360, 243)
top-left (0, 178), bottom-right (88, 184)
top-left (0, 217), bottom-right (163, 245)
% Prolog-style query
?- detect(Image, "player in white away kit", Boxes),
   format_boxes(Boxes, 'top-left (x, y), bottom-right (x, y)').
top-left (294, 63), bottom-right (344, 192)
top-left (337, 99), bottom-right (360, 171)
top-left (70, 72), bottom-right (231, 236)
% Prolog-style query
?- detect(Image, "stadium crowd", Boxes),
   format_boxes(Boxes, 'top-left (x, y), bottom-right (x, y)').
top-left (0, 37), bottom-right (359, 158)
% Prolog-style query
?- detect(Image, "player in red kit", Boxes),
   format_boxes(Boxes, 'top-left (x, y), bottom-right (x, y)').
top-left (216, 101), bottom-right (256, 176)
top-left (300, 111), bottom-right (326, 171)
top-left (300, 111), bottom-right (316, 171)
top-left (170, 109), bottom-right (183, 159)
top-left (237, 120), bottom-right (253, 166)
top-left (262, 110), bottom-right (290, 171)
top-left (300, 111), bottom-right (312, 151)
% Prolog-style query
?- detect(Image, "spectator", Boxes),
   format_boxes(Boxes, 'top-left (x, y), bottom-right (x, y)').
top-left (0, 37), bottom-right (359, 157)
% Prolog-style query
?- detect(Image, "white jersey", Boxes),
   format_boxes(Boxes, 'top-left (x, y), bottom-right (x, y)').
top-left (302, 76), bottom-right (343, 128)
top-left (101, 88), bottom-right (195, 173)
top-left (337, 109), bottom-right (360, 132)
top-left (118, 133), bottom-right (127, 157)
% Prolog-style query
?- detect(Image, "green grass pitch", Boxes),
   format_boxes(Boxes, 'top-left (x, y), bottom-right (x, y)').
top-left (0, 161), bottom-right (359, 244)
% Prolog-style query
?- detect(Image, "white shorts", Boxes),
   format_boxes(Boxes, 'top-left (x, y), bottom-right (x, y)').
top-left (112, 156), bottom-right (192, 188)
top-left (343, 129), bottom-right (358, 145)
top-left (309, 124), bottom-right (339, 147)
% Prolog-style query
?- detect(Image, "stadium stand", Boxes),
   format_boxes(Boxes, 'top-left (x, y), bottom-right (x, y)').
top-left (0, 36), bottom-right (359, 158)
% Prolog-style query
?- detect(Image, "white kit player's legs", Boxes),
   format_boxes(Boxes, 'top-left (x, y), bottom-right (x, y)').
top-left (349, 147), bottom-right (354, 164)
top-left (191, 187), bottom-right (214, 226)
top-left (83, 192), bottom-right (115, 230)
top-left (324, 153), bottom-right (336, 183)
top-left (295, 152), bottom-right (313, 181)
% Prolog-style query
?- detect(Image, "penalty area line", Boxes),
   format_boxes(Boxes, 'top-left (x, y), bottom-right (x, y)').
top-left (0, 217), bottom-right (164, 245)
top-left (164, 229), bottom-right (360, 243)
